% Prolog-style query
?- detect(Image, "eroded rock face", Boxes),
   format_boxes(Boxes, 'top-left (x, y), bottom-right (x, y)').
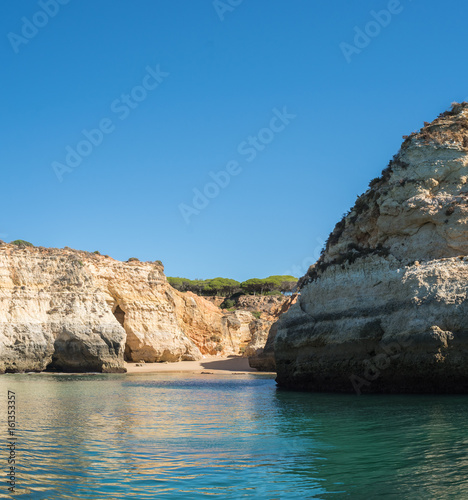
top-left (248, 294), bottom-right (298, 371)
top-left (172, 292), bottom-right (285, 358)
top-left (235, 295), bottom-right (290, 322)
top-left (276, 103), bottom-right (468, 393)
top-left (0, 246), bottom-right (206, 372)
top-left (171, 291), bottom-right (236, 357)
top-left (247, 322), bottom-right (279, 372)
top-left (0, 244), bottom-right (287, 372)
top-left (0, 246), bottom-right (128, 373)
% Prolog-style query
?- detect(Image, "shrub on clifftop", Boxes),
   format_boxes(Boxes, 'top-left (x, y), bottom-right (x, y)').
top-left (11, 240), bottom-right (33, 247)
top-left (168, 275), bottom-right (297, 297)
top-left (240, 276), bottom-right (297, 295)
top-left (168, 277), bottom-right (241, 296)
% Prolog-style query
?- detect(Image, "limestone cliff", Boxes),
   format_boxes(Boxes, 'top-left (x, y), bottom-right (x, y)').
top-left (0, 243), bottom-right (284, 373)
top-left (234, 295), bottom-right (290, 322)
top-left (171, 291), bottom-right (263, 357)
top-left (248, 294), bottom-right (298, 371)
top-left (276, 102), bottom-right (468, 393)
top-left (0, 245), bottom-right (201, 372)
top-left (186, 292), bottom-right (294, 360)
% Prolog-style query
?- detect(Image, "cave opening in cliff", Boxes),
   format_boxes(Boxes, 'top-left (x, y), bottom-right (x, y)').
top-left (113, 305), bottom-right (125, 327)
top-left (113, 305), bottom-right (132, 361)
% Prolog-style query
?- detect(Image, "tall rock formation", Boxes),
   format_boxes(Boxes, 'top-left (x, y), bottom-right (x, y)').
top-left (0, 245), bottom-right (197, 372)
top-left (0, 244), bottom-right (285, 373)
top-left (275, 103), bottom-right (468, 393)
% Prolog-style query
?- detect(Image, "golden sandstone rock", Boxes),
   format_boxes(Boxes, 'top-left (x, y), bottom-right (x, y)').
top-left (0, 244), bottom-right (288, 373)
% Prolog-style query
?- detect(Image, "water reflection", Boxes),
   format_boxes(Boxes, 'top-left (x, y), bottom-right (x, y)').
top-left (272, 390), bottom-right (468, 497)
top-left (1, 373), bottom-right (467, 498)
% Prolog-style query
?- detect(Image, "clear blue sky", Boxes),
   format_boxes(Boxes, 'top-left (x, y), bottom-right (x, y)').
top-left (1, 0), bottom-right (467, 281)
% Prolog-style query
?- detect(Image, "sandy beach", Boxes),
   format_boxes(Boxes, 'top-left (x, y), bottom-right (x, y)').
top-left (125, 356), bottom-right (275, 375)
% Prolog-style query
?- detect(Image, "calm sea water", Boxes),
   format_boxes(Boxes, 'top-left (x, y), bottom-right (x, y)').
top-left (1, 373), bottom-right (467, 499)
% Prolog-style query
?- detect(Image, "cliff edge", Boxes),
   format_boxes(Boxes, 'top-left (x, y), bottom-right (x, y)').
top-left (275, 102), bottom-right (468, 393)
top-left (0, 244), bottom-right (282, 373)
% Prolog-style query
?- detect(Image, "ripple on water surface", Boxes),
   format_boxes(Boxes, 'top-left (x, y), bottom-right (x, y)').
top-left (2, 373), bottom-right (468, 499)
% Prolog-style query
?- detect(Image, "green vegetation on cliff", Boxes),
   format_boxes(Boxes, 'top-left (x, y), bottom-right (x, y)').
top-left (167, 275), bottom-right (297, 297)
top-left (11, 240), bottom-right (34, 247)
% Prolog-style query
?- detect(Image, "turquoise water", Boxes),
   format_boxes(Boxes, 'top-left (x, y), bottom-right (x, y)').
top-left (1, 373), bottom-right (468, 499)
